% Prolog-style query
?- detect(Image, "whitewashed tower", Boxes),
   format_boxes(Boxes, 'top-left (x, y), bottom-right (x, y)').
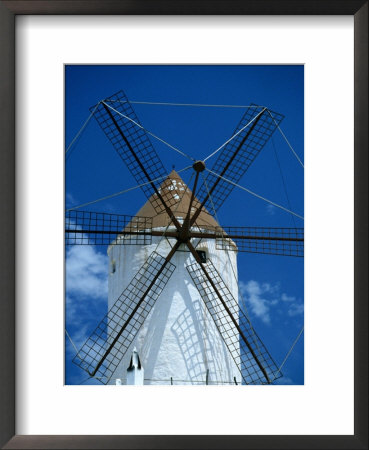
top-left (108, 170), bottom-right (241, 385)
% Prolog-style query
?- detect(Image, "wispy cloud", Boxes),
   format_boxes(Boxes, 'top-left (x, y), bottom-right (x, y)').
top-left (239, 280), bottom-right (275, 324)
top-left (65, 244), bottom-right (109, 378)
top-left (287, 303), bottom-right (304, 317)
top-left (239, 280), bottom-right (303, 324)
top-left (266, 204), bottom-right (276, 215)
top-left (65, 244), bottom-right (108, 339)
top-left (66, 245), bottom-right (108, 299)
top-left (281, 293), bottom-right (295, 302)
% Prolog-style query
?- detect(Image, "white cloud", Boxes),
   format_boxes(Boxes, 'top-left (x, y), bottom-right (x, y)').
top-left (262, 282), bottom-right (280, 294)
top-left (288, 302), bottom-right (304, 317)
top-left (239, 280), bottom-right (273, 324)
top-left (281, 293), bottom-right (295, 302)
top-left (66, 295), bottom-right (77, 323)
top-left (266, 204), bottom-right (276, 215)
top-left (65, 244), bottom-right (110, 384)
top-left (239, 280), bottom-right (303, 324)
top-left (66, 245), bottom-right (108, 299)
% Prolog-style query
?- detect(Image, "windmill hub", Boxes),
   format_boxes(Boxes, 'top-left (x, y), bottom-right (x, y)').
top-left (177, 226), bottom-right (191, 243)
top-left (193, 160), bottom-right (206, 173)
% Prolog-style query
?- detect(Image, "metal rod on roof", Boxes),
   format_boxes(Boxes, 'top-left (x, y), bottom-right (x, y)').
top-left (189, 109), bottom-right (266, 228)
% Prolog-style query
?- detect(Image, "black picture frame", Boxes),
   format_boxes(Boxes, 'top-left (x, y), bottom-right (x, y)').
top-left (0, 1), bottom-right (367, 449)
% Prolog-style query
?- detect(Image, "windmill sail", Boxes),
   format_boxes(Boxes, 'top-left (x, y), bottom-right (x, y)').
top-left (65, 210), bottom-right (153, 245)
top-left (215, 226), bottom-right (304, 257)
top-left (91, 90), bottom-right (173, 215)
top-left (186, 260), bottom-right (281, 384)
top-left (73, 251), bottom-right (176, 384)
top-left (194, 105), bottom-right (284, 217)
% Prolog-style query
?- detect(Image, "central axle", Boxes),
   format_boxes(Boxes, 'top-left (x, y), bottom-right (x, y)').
top-left (192, 160), bottom-right (206, 173)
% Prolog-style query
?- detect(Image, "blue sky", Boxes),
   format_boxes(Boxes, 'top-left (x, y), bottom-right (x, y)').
top-left (65, 65), bottom-right (304, 385)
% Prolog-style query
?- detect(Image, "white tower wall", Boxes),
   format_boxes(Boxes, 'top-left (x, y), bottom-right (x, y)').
top-left (108, 228), bottom-right (241, 385)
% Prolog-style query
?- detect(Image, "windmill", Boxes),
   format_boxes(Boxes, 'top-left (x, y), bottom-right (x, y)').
top-left (66, 90), bottom-right (303, 385)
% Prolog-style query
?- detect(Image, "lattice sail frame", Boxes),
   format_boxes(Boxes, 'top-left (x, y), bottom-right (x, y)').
top-left (216, 226), bottom-right (304, 257)
top-left (72, 252), bottom-right (176, 384)
top-left (196, 105), bottom-right (284, 213)
top-left (186, 260), bottom-right (282, 384)
top-left (91, 90), bottom-right (176, 215)
top-left (65, 210), bottom-right (153, 246)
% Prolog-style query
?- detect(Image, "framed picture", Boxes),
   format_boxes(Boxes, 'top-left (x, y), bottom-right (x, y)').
top-left (64, 64), bottom-right (304, 389)
top-left (0, 1), bottom-right (367, 449)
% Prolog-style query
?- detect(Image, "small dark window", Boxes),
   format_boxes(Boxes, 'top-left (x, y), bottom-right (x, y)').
top-left (197, 250), bottom-right (207, 263)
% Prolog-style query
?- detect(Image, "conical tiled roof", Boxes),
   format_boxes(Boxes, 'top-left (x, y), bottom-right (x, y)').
top-left (133, 170), bottom-right (220, 230)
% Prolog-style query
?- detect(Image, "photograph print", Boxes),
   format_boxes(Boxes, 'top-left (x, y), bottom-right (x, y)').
top-left (65, 65), bottom-right (304, 386)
